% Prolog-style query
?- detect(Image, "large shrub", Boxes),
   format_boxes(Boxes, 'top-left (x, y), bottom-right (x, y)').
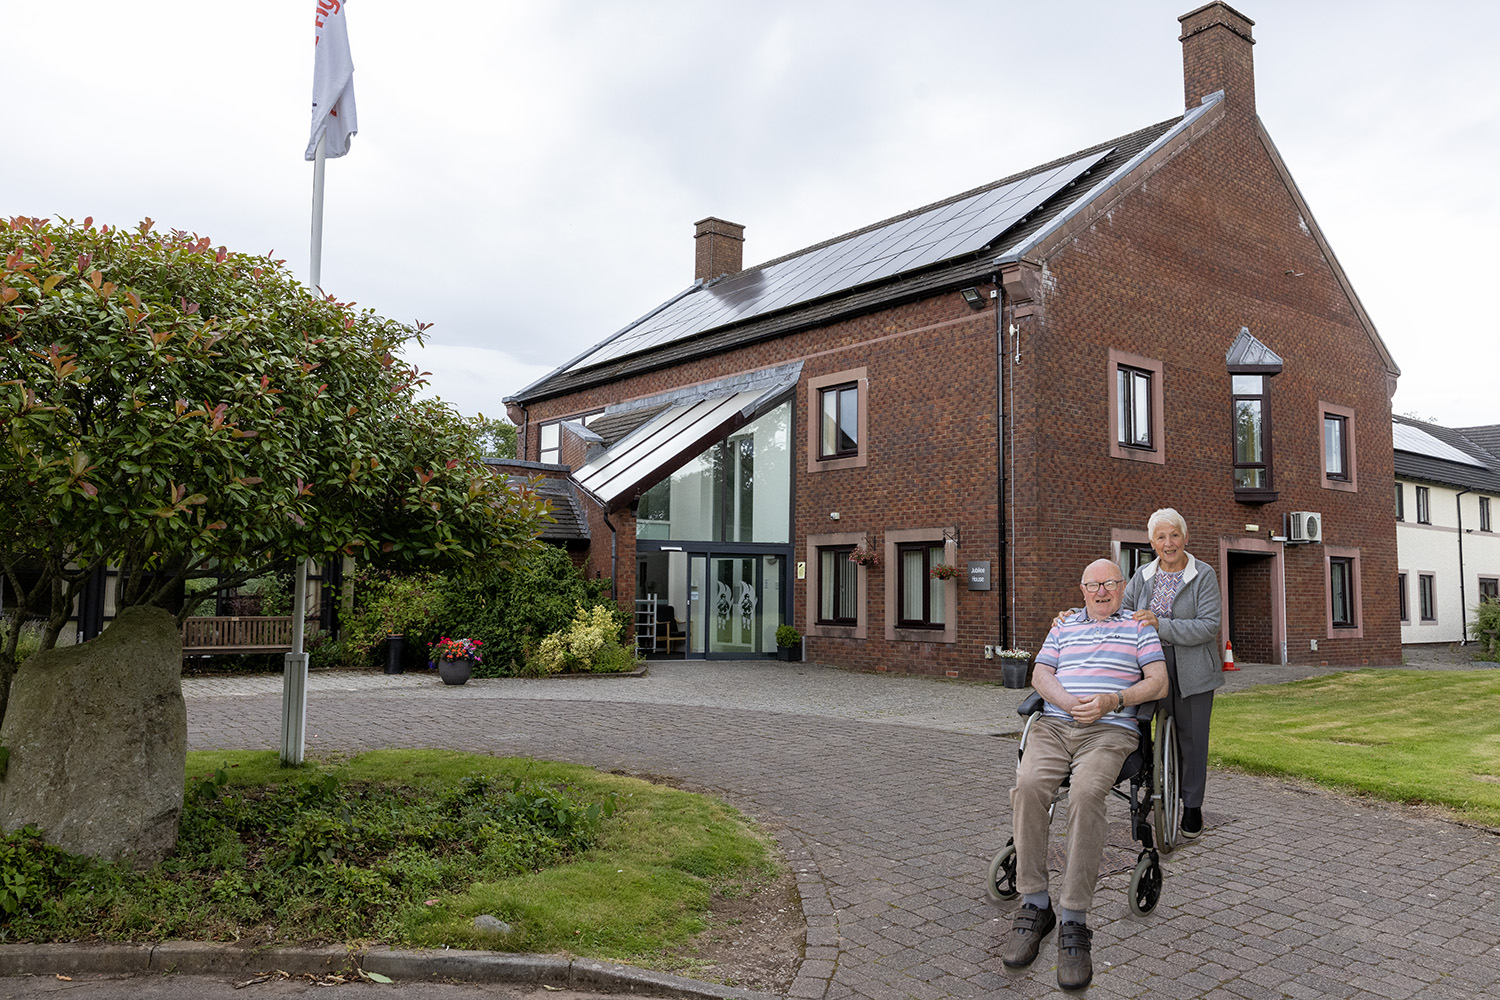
top-left (526, 604), bottom-right (638, 677)
top-left (1475, 599), bottom-right (1500, 662)
top-left (422, 546), bottom-right (611, 676)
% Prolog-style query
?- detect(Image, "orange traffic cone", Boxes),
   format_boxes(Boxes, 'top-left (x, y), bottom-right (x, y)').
top-left (1222, 640), bottom-right (1239, 671)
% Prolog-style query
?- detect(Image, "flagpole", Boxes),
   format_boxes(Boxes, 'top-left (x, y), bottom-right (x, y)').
top-left (280, 130), bottom-right (326, 767)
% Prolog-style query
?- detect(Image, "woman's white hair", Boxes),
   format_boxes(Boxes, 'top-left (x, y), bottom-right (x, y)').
top-left (1146, 507), bottom-right (1188, 539)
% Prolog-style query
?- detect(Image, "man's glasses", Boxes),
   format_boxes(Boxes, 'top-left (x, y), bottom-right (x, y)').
top-left (1080, 580), bottom-right (1124, 593)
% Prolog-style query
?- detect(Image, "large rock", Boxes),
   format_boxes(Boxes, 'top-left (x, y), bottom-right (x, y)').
top-left (0, 605), bottom-right (186, 866)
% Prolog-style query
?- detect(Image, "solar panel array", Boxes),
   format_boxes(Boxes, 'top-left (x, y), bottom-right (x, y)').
top-left (563, 149), bottom-right (1111, 375)
top-left (1393, 422), bottom-right (1487, 468)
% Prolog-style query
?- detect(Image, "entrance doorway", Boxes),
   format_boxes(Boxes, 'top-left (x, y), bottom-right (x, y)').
top-left (1219, 538), bottom-right (1287, 664)
top-left (637, 547), bottom-right (787, 658)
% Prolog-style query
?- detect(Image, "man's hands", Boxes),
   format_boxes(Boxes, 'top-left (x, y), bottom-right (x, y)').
top-left (1068, 692), bottom-right (1117, 725)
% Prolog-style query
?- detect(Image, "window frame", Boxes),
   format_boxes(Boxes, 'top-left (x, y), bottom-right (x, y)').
top-left (818, 382), bottom-right (860, 460)
top-left (1481, 497), bottom-right (1493, 533)
top-left (894, 542), bottom-right (945, 630)
top-left (804, 531), bottom-right (869, 639)
top-left (815, 545), bottom-right (859, 626)
top-left (1478, 577), bottom-right (1499, 605)
top-left (805, 369), bottom-right (869, 473)
top-left (1319, 401), bottom-right (1358, 492)
top-left (537, 420), bottom-right (562, 465)
top-left (1394, 483), bottom-right (1405, 521)
top-left (1416, 486), bottom-right (1431, 524)
top-left (1229, 367), bottom-right (1278, 504)
top-left (1418, 572), bottom-right (1437, 623)
top-left (1108, 350), bottom-right (1165, 465)
top-left (1323, 545), bottom-right (1363, 638)
top-left (1397, 572), bottom-right (1409, 625)
top-left (883, 528), bottom-right (959, 643)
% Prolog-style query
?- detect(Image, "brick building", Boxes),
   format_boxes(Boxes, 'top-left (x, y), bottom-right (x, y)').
top-left (503, 3), bottom-right (1402, 676)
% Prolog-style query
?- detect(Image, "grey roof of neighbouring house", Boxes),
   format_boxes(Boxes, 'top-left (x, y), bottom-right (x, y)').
top-left (484, 462), bottom-right (591, 544)
top-left (1392, 416), bottom-right (1500, 494)
top-left (507, 96), bottom-right (1238, 406)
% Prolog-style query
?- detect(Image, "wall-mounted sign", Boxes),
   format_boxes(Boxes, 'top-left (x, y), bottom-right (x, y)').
top-left (967, 561), bottom-right (991, 591)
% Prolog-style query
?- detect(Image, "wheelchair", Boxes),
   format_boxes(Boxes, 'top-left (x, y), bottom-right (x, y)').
top-left (986, 688), bottom-right (1182, 916)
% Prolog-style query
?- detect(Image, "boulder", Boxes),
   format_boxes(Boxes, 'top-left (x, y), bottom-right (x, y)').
top-left (0, 605), bottom-right (187, 866)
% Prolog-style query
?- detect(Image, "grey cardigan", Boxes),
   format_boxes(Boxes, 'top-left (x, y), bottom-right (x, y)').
top-left (1121, 553), bottom-right (1224, 698)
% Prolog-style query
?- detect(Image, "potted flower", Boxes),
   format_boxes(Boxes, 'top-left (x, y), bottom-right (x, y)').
top-left (429, 636), bottom-right (483, 686)
top-left (929, 563), bottom-right (961, 580)
top-left (775, 624), bottom-right (803, 662)
top-left (848, 543), bottom-right (880, 567)
top-left (996, 648), bottom-right (1033, 689)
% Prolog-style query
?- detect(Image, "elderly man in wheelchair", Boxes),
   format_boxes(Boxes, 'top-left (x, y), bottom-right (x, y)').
top-left (998, 558), bottom-right (1168, 991)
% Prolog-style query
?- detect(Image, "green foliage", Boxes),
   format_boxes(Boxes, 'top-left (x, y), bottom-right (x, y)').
top-left (527, 604), bottom-right (636, 677)
top-left (424, 545), bottom-right (612, 676)
top-left (469, 415), bottom-right (518, 460)
top-left (1211, 670), bottom-right (1500, 828)
top-left (1473, 599), bottom-right (1500, 662)
top-left (775, 624), bottom-right (802, 648)
top-left (240, 571), bottom-right (294, 617)
top-left (343, 570), bottom-right (445, 656)
top-left (1, 748), bottom-right (776, 969)
top-left (0, 215), bottom-right (551, 705)
top-left (3, 617), bottom-right (45, 664)
top-left (307, 629), bottom-right (361, 671)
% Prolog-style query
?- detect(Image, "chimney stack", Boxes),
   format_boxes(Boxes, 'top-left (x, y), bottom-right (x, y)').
top-left (694, 217), bottom-right (745, 282)
top-left (1178, 2), bottom-right (1255, 115)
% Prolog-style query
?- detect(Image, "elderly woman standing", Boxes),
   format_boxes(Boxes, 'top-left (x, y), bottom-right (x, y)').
top-left (1121, 507), bottom-right (1222, 839)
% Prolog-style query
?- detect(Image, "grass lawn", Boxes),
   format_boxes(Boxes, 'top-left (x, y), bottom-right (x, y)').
top-left (0, 749), bottom-right (782, 978)
top-left (1210, 670), bottom-right (1500, 829)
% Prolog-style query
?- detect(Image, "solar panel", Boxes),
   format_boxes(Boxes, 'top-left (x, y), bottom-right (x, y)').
top-left (1393, 423), bottom-right (1488, 468)
top-left (563, 149), bottom-right (1111, 374)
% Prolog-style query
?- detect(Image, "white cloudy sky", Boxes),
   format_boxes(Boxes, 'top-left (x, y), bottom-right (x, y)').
top-left (5, 1), bottom-right (1495, 428)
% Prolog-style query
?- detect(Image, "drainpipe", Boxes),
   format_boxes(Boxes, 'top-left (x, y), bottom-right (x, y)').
top-left (1457, 489), bottom-right (1470, 644)
top-left (994, 276), bottom-right (1010, 648)
top-left (602, 510), bottom-right (618, 601)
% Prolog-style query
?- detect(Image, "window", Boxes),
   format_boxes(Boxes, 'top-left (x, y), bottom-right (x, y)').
top-left (1329, 557), bottom-right (1355, 628)
top-left (1319, 402), bottom-right (1357, 492)
top-left (819, 383), bottom-right (859, 459)
top-left (805, 368), bottom-right (868, 473)
top-left (1230, 373), bottom-right (1276, 502)
top-left (538, 421), bottom-right (561, 464)
top-left (1109, 350), bottom-right (1165, 464)
top-left (1394, 483), bottom-right (1404, 521)
top-left (1324, 545), bottom-right (1363, 638)
top-left (1481, 497), bottom-right (1493, 532)
top-left (895, 543), bottom-right (947, 629)
top-left (1479, 577), bottom-right (1499, 605)
top-left (1416, 486), bottom-right (1431, 524)
top-left (817, 546), bottom-right (858, 625)
top-left (1419, 574), bottom-right (1436, 622)
top-left (1397, 572), bottom-right (1409, 624)
top-left (1121, 543), bottom-right (1154, 578)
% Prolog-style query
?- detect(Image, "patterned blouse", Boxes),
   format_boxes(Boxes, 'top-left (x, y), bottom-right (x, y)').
top-left (1149, 569), bottom-right (1185, 620)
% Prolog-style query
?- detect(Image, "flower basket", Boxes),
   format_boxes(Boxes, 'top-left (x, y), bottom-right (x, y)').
top-left (996, 648), bottom-right (1033, 689)
top-left (429, 637), bottom-right (483, 686)
top-left (929, 563), bottom-right (961, 580)
top-left (848, 544), bottom-right (880, 568)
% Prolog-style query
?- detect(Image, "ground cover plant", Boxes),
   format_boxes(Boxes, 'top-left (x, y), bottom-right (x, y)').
top-left (1210, 670), bottom-right (1500, 829)
top-left (0, 749), bottom-right (781, 972)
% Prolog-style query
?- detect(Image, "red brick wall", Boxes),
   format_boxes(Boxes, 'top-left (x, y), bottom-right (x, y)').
top-left (1007, 100), bottom-right (1399, 666)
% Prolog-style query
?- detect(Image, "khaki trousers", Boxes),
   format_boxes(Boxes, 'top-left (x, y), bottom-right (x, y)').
top-left (1010, 716), bottom-right (1138, 913)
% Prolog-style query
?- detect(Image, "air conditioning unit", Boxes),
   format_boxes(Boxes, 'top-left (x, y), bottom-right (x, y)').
top-left (1289, 511), bottom-right (1323, 544)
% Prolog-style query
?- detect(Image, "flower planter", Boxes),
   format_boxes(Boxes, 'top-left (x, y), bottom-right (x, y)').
top-left (777, 640), bottom-right (802, 662)
top-left (437, 657), bottom-right (473, 686)
top-left (1000, 658), bottom-right (1032, 689)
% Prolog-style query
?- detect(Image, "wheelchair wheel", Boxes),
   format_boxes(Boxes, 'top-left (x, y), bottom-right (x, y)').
top-left (1129, 849), bottom-right (1162, 915)
top-left (986, 843), bottom-right (1019, 902)
top-left (1152, 711), bottom-right (1182, 854)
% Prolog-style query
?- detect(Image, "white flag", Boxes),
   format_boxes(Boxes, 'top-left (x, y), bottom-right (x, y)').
top-left (306, 0), bottom-right (358, 160)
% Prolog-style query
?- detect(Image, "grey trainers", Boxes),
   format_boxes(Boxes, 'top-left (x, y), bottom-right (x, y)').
top-left (1056, 921), bottom-right (1093, 990)
top-left (1001, 903), bottom-right (1056, 968)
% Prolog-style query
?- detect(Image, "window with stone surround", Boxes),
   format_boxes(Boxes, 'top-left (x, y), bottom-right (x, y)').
top-left (1320, 401), bottom-right (1357, 492)
top-left (1324, 545), bottom-right (1363, 638)
top-left (806, 368), bottom-right (868, 473)
top-left (1109, 350), bottom-right (1164, 464)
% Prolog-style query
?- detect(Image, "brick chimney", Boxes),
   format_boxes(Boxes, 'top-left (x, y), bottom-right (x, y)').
top-left (693, 217), bottom-right (745, 282)
top-left (1179, 2), bottom-right (1255, 115)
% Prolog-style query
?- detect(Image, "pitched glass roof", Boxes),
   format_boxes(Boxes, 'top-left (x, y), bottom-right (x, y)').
top-left (1392, 422), bottom-right (1487, 468)
top-left (560, 148), bottom-right (1111, 375)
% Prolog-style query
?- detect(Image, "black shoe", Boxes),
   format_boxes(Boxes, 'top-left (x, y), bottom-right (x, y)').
top-left (1182, 807), bottom-right (1203, 839)
top-left (1001, 903), bottom-right (1056, 968)
top-left (1056, 921), bottom-right (1093, 990)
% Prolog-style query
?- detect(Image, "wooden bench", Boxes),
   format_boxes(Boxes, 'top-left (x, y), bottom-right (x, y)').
top-left (181, 616), bottom-right (317, 655)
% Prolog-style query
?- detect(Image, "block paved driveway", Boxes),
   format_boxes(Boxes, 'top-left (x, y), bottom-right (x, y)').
top-left (186, 661), bottom-right (1500, 999)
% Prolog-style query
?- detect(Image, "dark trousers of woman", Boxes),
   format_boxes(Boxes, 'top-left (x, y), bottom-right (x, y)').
top-left (1162, 646), bottom-right (1213, 809)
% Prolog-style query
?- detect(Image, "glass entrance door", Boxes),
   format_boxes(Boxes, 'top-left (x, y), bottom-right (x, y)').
top-left (679, 552), bottom-right (784, 657)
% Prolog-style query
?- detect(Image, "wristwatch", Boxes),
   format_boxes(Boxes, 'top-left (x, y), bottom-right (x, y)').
top-left (1115, 692), bottom-right (1125, 713)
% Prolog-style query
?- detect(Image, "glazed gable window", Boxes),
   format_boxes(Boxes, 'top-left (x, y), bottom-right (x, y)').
top-left (1230, 373), bottom-right (1276, 502)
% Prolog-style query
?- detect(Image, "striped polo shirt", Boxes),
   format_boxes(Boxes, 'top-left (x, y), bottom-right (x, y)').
top-left (1034, 610), bottom-right (1166, 731)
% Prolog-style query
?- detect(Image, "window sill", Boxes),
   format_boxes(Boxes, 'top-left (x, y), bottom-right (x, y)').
top-left (1112, 444), bottom-right (1164, 466)
top-left (892, 627), bottom-right (949, 642)
top-left (1322, 477), bottom-right (1357, 494)
top-left (1235, 489), bottom-right (1279, 506)
top-left (808, 624), bottom-right (860, 639)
